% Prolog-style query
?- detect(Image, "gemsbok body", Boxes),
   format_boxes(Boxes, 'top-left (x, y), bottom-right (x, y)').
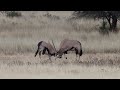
top-left (34, 41), bottom-right (57, 60)
top-left (56, 39), bottom-right (83, 60)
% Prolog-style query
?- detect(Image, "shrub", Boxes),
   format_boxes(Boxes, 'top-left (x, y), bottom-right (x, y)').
top-left (5, 11), bottom-right (22, 18)
top-left (43, 12), bottom-right (60, 20)
top-left (99, 21), bottom-right (109, 35)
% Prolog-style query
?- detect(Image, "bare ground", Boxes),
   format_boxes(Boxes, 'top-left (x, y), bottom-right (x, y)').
top-left (0, 53), bottom-right (120, 79)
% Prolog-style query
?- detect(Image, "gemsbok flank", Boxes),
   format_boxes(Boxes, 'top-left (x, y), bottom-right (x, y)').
top-left (56, 39), bottom-right (83, 60)
top-left (34, 40), bottom-right (57, 60)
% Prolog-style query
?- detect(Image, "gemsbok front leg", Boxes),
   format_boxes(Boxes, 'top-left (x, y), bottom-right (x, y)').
top-left (39, 51), bottom-right (41, 59)
top-left (64, 51), bottom-right (68, 59)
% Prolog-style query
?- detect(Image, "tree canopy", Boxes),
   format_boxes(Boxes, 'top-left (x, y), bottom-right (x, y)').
top-left (73, 11), bottom-right (120, 32)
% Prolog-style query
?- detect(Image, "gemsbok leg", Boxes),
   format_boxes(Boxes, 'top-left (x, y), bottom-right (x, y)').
top-left (64, 51), bottom-right (67, 59)
top-left (64, 54), bottom-right (67, 59)
top-left (39, 51), bottom-right (41, 59)
top-left (75, 48), bottom-right (78, 60)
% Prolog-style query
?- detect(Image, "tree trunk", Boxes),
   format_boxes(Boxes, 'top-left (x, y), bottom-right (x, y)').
top-left (111, 15), bottom-right (117, 32)
top-left (102, 17), bottom-right (106, 29)
top-left (106, 16), bottom-right (112, 31)
top-left (105, 14), bottom-right (118, 32)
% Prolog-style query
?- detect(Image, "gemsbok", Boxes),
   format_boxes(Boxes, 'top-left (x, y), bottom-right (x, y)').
top-left (56, 39), bottom-right (83, 60)
top-left (34, 40), bottom-right (57, 60)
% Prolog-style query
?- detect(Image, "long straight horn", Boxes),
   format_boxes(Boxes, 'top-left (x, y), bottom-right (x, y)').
top-left (51, 40), bottom-right (57, 52)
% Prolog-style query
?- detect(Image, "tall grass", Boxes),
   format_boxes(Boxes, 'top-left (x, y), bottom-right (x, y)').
top-left (0, 11), bottom-right (120, 54)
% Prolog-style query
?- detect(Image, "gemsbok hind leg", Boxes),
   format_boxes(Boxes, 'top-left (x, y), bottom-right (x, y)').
top-left (37, 47), bottom-right (45, 59)
top-left (78, 54), bottom-right (80, 61)
top-left (48, 55), bottom-right (52, 62)
top-left (79, 49), bottom-right (82, 60)
top-left (40, 48), bottom-right (47, 59)
top-left (39, 51), bottom-right (41, 59)
top-left (75, 48), bottom-right (78, 60)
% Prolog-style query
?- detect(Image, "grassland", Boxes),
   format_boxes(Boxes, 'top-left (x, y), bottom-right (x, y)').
top-left (1, 53), bottom-right (120, 79)
top-left (1, 11), bottom-right (120, 54)
top-left (0, 11), bottom-right (120, 79)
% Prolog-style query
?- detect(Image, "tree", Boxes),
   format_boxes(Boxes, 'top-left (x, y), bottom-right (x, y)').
top-left (73, 11), bottom-right (120, 32)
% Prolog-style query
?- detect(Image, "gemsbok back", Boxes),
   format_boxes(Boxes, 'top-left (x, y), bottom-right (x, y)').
top-left (34, 40), bottom-right (57, 60)
top-left (56, 39), bottom-right (83, 60)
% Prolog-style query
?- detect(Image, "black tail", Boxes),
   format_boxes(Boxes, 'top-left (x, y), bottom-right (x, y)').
top-left (34, 41), bottom-right (43, 57)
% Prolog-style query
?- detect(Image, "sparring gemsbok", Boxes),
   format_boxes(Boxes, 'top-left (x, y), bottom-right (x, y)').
top-left (34, 40), bottom-right (57, 60)
top-left (56, 39), bottom-right (83, 60)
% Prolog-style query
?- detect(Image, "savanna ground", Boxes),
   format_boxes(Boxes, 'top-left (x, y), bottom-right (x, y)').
top-left (1, 11), bottom-right (120, 79)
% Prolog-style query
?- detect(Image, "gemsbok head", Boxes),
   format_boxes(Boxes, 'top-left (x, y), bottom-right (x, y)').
top-left (34, 40), bottom-right (57, 60)
top-left (56, 39), bottom-right (83, 60)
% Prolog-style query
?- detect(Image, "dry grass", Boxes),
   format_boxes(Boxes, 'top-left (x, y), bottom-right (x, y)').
top-left (0, 53), bottom-right (120, 79)
top-left (0, 11), bottom-right (120, 54)
top-left (1, 53), bottom-right (120, 67)
top-left (0, 11), bottom-right (120, 79)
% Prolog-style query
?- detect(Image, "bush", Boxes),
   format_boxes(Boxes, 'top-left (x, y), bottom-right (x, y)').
top-left (43, 12), bottom-right (60, 20)
top-left (99, 21), bottom-right (109, 35)
top-left (5, 11), bottom-right (22, 18)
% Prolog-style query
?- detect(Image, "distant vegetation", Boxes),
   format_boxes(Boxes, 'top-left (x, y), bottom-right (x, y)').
top-left (72, 11), bottom-right (120, 34)
top-left (0, 11), bottom-right (120, 79)
top-left (1, 11), bottom-right (22, 18)
top-left (0, 11), bottom-right (120, 54)
top-left (43, 12), bottom-right (60, 20)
